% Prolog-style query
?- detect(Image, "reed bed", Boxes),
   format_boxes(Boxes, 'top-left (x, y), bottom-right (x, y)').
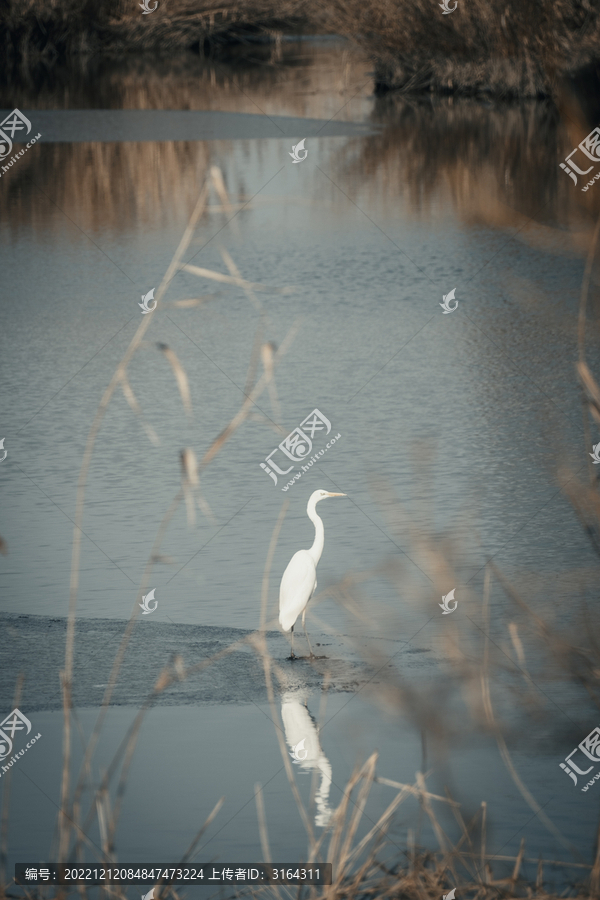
top-left (316, 0), bottom-right (600, 99)
top-left (3, 0), bottom-right (600, 99)
top-left (329, 91), bottom-right (600, 266)
top-left (0, 0), bottom-right (312, 63)
top-left (0, 44), bottom-right (370, 235)
top-left (0, 43), bottom-right (362, 115)
top-left (2, 175), bottom-right (600, 900)
top-left (3, 57), bottom-right (596, 249)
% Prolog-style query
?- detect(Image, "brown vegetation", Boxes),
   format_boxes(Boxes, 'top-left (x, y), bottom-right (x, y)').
top-left (0, 44), bottom-right (371, 235)
top-left (331, 96), bottom-right (600, 266)
top-left (0, 0), bottom-right (310, 62)
top-left (3, 0), bottom-right (600, 99)
top-left (318, 0), bottom-right (600, 98)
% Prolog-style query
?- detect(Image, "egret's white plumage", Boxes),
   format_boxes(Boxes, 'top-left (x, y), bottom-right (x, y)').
top-left (279, 489), bottom-right (346, 658)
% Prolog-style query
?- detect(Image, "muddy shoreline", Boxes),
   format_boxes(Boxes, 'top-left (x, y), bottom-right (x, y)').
top-left (0, 613), bottom-right (383, 712)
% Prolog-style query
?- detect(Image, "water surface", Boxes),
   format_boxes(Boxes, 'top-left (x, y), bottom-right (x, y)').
top-left (1, 38), bottom-right (599, 888)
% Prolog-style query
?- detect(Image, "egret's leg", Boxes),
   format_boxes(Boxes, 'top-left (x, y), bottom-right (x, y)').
top-left (290, 625), bottom-right (295, 660)
top-left (301, 608), bottom-right (314, 658)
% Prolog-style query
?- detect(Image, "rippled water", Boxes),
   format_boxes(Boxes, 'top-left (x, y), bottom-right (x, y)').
top-left (1, 38), bottom-right (600, 887)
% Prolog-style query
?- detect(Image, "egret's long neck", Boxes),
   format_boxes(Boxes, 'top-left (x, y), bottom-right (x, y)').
top-left (307, 502), bottom-right (324, 565)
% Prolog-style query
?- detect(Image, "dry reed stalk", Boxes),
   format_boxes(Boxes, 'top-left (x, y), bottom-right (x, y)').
top-left (179, 447), bottom-right (215, 526)
top-left (331, 777), bottom-right (417, 877)
top-left (415, 772), bottom-right (449, 856)
top-left (210, 166), bottom-right (240, 236)
top-left (58, 178), bottom-right (211, 869)
top-left (316, 0), bottom-right (600, 98)
top-left (220, 247), bottom-right (264, 315)
top-left (537, 857), bottom-right (544, 892)
top-left (444, 793), bottom-right (478, 883)
top-left (322, 757), bottom-right (378, 890)
top-left (103, 665), bottom-right (184, 854)
top-left (487, 561), bottom-right (599, 706)
top-left (59, 171), bottom-right (298, 872)
top-left (260, 342), bottom-right (282, 430)
top-left (119, 371), bottom-right (160, 446)
top-left (169, 296), bottom-right (218, 308)
top-left (480, 801), bottom-right (486, 884)
top-left (254, 784), bottom-right (274, 880)
top-left (156, 343), bottom-right (193, 419)
top-left (59, 161), bottom-right (299, 870)
top-left (243, 323), bottom-right (266, 399)
top-left (479, 570), bottom-right (574, 856)
top-left (69, 603), bottom-right (291, 867)
top-left (67, 486), bottom-right (185, 851)
top-left (336, 754), bottom-right (380, 870)
top-left (1, 0), bottom-right (314, 63)
top-left (217, 248), bottom-right (283, 428)
top-left (153, 795), bottom-right (224, 896)
top-left (576, 362), bottom-right (600, 427)
top-left (198, 321), bottom-right (300, 469)
top-left (95, 787), bottom-right (112, 864)
top-left (70, 655), bottom-right (223, 865)
top-left (181, 263), bottom-right (295, 294)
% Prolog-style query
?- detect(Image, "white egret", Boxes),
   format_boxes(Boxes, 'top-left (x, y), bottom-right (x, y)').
top-left (279, 489), bottom-right (346, 659)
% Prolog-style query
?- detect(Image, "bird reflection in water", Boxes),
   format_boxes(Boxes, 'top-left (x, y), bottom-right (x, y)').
top-left (281, 691), bottom-right (333, 828)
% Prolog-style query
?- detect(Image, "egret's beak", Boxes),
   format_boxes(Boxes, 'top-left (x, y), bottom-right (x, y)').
top-left (327, 492), bottom-right (346, 497)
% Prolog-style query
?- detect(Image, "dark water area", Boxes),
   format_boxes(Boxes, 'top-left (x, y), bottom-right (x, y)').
top-left (2, 36), bottom-right (600, 894)
top-left (0, 613), bottom-right (378, 710)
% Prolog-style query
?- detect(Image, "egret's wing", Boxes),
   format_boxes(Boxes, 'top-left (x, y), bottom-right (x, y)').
top-left (279, 549), bottom-right (316, 631)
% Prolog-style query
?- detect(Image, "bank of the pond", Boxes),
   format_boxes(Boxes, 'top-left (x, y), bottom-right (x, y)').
top-left (0, 613), bottom-right (392, 711)
top-left (3, 0), bottom-right (600, 100)
top-left (322, 0), bottom-right (600, 99)
top-left (0, 0), bottom-right (313, 61)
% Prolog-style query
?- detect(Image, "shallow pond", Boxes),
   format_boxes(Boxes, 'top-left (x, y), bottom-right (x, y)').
top-left (1, 37), bottom-right (600, 890)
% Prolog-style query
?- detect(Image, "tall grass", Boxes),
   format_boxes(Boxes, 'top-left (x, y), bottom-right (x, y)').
top-left (0, 43), bottom-right (369, 235)
top-left (316, 0), bottom-right (600, 98)
top-left (0, 0), bottom-right (311, 62)
top-left (3, 0), bottom-right (600, 98)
